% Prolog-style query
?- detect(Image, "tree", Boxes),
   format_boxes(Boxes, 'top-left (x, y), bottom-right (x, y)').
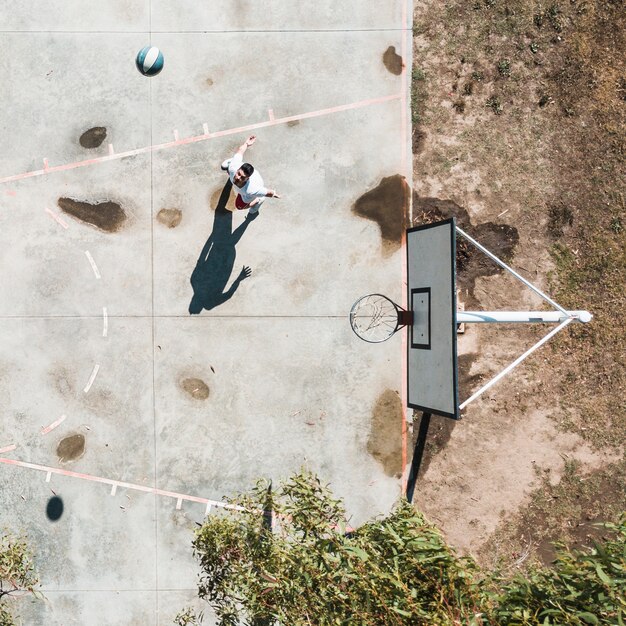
top-left (0, 531), bottom-right (39, 626)
top-left (186, 471), bottom-right (625, 625)
top-left (495, 517), bottom-right (626, 625)
top-left (190, 471), bottom-right (490, 625)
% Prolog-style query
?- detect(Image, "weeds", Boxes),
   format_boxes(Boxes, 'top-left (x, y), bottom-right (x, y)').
top-left (497, 58), bottom-right (511, 77)
top-left (486, 95), bottom-right (503, 114)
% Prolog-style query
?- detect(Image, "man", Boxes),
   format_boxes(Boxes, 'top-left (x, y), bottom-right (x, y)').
top-left (221, 135), bottom-right (280, 216)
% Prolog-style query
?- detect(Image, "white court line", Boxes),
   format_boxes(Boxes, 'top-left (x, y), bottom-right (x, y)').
top-left (83, 364), bottom-right (100, 393)
top-left (102, 307), bottom-right (108, 337)
top-left (0, 444), bottom-right (16, 454)
top-left (84, 250), bottom-right (101, 279)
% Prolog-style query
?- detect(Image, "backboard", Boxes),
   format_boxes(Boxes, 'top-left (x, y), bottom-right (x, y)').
top-left (406, 219), bottom-right (459, 419)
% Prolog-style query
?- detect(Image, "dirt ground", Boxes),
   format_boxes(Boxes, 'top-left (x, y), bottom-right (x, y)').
top-left (409, 0), bottom-right (625, 569)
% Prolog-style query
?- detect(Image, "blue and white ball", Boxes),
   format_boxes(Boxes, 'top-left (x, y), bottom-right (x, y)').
top-left (135, 46), bottom-right (164, 77)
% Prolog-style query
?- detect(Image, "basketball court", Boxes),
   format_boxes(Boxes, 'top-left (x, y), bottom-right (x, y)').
top-left (0, 2), bottom-right (413, 623)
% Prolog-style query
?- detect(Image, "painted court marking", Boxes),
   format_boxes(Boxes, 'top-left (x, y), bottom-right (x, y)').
top-left (102, 307), bottom-right (108, 337)
top-left (399, 0), bottom-right (411, 492)
top-left (84, 250), bottom-right (101, 279)
top-left (0, 445), bottom-right (16, 454)
top-left (0, 456), bottom-right (244, 513)
top-left (45, 207), bottom-right (69, 229)
top-left (83, 364), bottom-right (100, 393)
top-left (0, 94), bottom-right (401, 185)
top-left (41, 414), bottom-right (66, 435)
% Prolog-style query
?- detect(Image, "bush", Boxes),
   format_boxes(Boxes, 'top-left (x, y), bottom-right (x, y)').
top-left (187, 472), bottom-right (626, 625)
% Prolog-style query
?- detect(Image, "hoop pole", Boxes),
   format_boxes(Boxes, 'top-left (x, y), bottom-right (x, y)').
top-left (459, 317), bottom-right (573, 410)
top-left (455, 226), bottom-right (570, 316)
top-left (457, 310), bottom-right (592, 324)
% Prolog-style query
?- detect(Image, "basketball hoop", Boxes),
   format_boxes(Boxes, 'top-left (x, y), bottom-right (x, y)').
top-left (349, 294), bottom-right (413, 343)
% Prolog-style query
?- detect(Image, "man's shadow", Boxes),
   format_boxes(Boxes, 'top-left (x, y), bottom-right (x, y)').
top-left (189, 181), bottom-right (255, 314)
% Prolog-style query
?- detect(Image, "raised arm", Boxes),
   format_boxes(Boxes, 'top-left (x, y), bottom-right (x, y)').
top-left (235, 135), bottom-right (256, 158)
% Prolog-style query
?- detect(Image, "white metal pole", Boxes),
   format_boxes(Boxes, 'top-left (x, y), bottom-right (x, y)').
top-left (457, 310), bottom-right (592, 324)
top-left (455, 226), bottom-right (570, 316)
top-left (458, 317), bottom-right (573, 410)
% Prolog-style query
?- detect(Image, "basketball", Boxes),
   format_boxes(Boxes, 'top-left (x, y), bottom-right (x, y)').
top-left (135, 46), bottom-right (164, 76)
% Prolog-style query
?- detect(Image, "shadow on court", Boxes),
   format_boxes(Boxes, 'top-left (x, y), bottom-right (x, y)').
top-left (46, 495), bottom-right (64, 522)
top-left (406, 412), bottom-right (431, 502)
top-left (189, 180), bottom-right (254, 314)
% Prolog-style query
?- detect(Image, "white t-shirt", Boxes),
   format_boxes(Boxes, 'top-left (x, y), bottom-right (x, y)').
top-left (228, 153), bottom-right (268, 204)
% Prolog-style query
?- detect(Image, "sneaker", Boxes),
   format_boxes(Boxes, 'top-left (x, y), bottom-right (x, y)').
top-left (220, 158), bottom-right (231, 172)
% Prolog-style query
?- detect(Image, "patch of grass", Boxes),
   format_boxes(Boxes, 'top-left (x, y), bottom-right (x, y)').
top-left (497, 58), bottom-right (511, 77)
top-left (481, 459), bottom-right (626, 570)
top-left (414, 0), bottom-right (625, 564)
top-left (486, 95), bottom-right (503, 114)
top-left (411, 67), bottom-right (427, 127)
top-left (547, 203), bottom-right (573, 237)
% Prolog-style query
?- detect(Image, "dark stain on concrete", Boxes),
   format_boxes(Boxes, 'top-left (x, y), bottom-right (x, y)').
top-left (156, 208), bottom-right (182, 228)
top-left (52, 367), bottom-right (75, 396)
top-left (205, 77), bottom-right (214, 87)
top-left (382, 46), bottom-right (404, 75)
top-left (413, 193), bottom-right (519, 306)
top-left (57, 433), bottom-right (85, 463)
top-left (287, 120), bottom-right (300, 127)
top-left (58, 197), bottom-right (127, 232)
top-left (181, 378), bottom-right (210, 400)
top-left (367, 389), bottom-right (403, 477)
top-left (79, 127), bottom-right (107, 149)
top-left (352, 175), bottom-right (409, 255)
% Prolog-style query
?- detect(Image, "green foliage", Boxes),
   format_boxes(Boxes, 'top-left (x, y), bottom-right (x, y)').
top-left (495, 515), bottom-right (626, 624)
top-left (187, 473), bottom-right (626, 625)
top-left (174, 607), bottom-right (204, 626)
top-left (486, 96), bottom-right (504, 114)
top-left (0, 531), bottom-right (39, 626)
top-left (411, 67), bottom-right (427, 127)
top-left (191, 471), bottom-right (490, 625)
top-left (497, 59), bottom-right (511, 77)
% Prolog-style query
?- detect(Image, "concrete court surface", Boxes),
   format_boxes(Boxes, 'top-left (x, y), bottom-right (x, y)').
top-left (0, 2), bottom-right (413, 624)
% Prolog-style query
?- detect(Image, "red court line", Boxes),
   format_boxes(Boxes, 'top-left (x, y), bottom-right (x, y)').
top-left (41, 414), bottom-right (66, 435)
top-left (400, 0), bottom-right (411, 495)
top-left (0, 93), bottom-right (401, 185)
top-left (0, 456), bottom-right (244, 511)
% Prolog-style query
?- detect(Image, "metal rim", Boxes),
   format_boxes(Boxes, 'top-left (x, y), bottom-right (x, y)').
top-left (349, 293), bottom-right (402, 343)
